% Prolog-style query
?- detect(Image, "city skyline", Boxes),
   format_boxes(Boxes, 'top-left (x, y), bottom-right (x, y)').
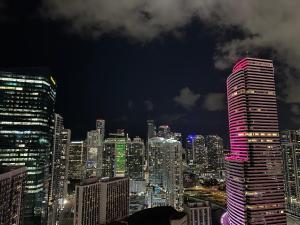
top-left (1, 1), bottom-right (300, 225)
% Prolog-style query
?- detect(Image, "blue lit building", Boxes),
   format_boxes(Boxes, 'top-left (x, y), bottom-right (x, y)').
top-left (186, 135), bottom-right (207, 174)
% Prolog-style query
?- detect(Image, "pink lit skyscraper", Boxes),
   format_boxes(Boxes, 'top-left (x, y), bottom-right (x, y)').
top-left (224, 58), bottom-right (286, 224)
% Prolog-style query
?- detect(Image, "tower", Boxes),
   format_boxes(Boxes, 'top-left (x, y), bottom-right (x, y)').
top-left (0, 71), bottom-right (56, 225)
top-left (224, 58), bottom-right (286, 224)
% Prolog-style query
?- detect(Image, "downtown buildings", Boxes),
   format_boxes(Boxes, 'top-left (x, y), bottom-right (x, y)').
top-left (102, 130), bottom-right (129, 178)
top-left (224, 58), bottom-right (286, 224)
top-left (0, 71), bottom-right (56, 225)
top-left (0, 166), bottom-right (27, 225)
top-left (186, 135), bottom-right (207, 174)
top-left (281, 130), bottom-right (300, 217)
top-left (147, 126), bottom-right (184, 210)
top-left (186, 134), bottom-right (224, 178)
top-left (48, 114), bottom-right (71, 225)
top-left (183, 201), bottom-right (211, 225)
top-left (69, 141), bottom-right (87, 180)
top-left (74, 177), bottom-right (129, 225)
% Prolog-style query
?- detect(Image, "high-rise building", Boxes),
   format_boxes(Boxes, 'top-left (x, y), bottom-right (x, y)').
top-left (148, 137), bottom-right (166, 187)
top-left (96, 119), bottom-right (105, 140)
top-left (183, 201), bottom-right (212, 225)
top-left (147, 120), bottom-right (156, 140)
top-left (281, 130), bottom-right (300, 217)
top-left (103, 132), bottom-right (129, 178)
top-left (164, 139), bottom-right (183, 210)
top-left (206, 135), bottom-right (224, 174)
top-left (0, 166), bottom-right (26, 225)
top-left (74, 177), bottom-right (129, 225)
top-left (128, 137), bottom-right (145, 181)
top-left (69, 141), bottom-right (87, 180)
top-left (186, 135), bottom-right (207, 174)
top-left (48, 115), bottom-right (71, 225)
top-left (223, 58), bottom-right (286, 224)
top-left (96, 119), bottom-right (105, 177)
top-left (48, 114), bottom-right (65, 225)
top-left (173, 133), bottom-right (182, 142)
top-left (61, 129), bottom-right (71, 197)
top-left (146, 120), bottom-right (156, 170)
top-left (86, 130), bottom-right (101, 177)
top-left (157, 125), bottom-right (171, 138)
top-left (148, 136), bottom-right (183, 210)
top-left (0, 71), bottom-right (56, 225)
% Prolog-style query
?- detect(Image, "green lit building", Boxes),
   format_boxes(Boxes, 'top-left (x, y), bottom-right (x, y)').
top-left (103, 130), bottom-right (129, 178)
top-left (0, 71), bottom-right (56, 225)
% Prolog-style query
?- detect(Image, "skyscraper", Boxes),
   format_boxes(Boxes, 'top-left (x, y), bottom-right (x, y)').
top-left (0, 71), bottom-right (56, 225)
top-left (128, 137), bottom-right (145, 181)
top-left (96, 119), bottom-right (105, 140)
top-left (147, 120), bottom-right (156, 140)
top-left (96, 119), bottom-right (105, 177)
top-left (224, 58), bottom-right (286, 224)
top-left (103, 131), bottom-right (129, 178)
top-left (148, 136), bottom-right (183, 210)
top-left (206, 135), bottom-right (224, 177)
top-left (148, 137), bottom-right (165, 188)
top-left (74, 177), bottom-right (129, 225)
top-left (0, 166), bottom-right (26, 225)
top-left (86, 130), bottom-right (101, 177)
top-left (61, 129), bottom-right (71, 197)
top-left (281, 130), bottom-right (300, 217)
top-left (48, 114), bottom-right (65, 225)
top-left (157, 125), bottom-right (171, 138)
top-left (186, 135), bottom-right (207, 174)
top-left (69, 141), bottom-right (87, 180)
top-left (164, 139), bottom-right (183, 210)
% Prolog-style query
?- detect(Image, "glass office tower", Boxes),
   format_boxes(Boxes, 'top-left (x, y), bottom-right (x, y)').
top-left (224, 58), bottom-right (286, 224)
top-left (0, 71), bottom-right (56, 225)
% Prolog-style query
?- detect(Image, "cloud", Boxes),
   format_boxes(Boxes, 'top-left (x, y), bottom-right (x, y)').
top-left (174, 87), bottom-right (200, 111)
top-left (203, 93), bottom-right (226, 111)
top-left (160, 113), bottom-right (185, 124)
top-left (42, 0), bottom-right (300, 104)
top-left (144, 100), bottom-right (154, 112)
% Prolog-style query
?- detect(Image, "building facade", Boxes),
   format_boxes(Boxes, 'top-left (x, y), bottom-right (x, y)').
top-left (148, 136), bottom-right (183, 210)
top-left (186, 135), bottom-right (207, 174)
top-left (69, 141), bottom-right (87, 180)
top-left (224, 58), bottom-right (286, 224)
top-left (74, 177), bottom-right (129, 225)
top-left (206, 135), bottom-right (224, 177)
top-left (0, 71), bottom-right (56, 225)
top-left (0, 166), bottom-right (26, 225)
top-left (86, 130), bottom-right (102, 178)
top-left (164, 139), bottom-right (183, 210)
top-left (103, 132), bottom-right (129, 178)
top-left (281, 130), bottom-right (300, 217)
top-left (183, 202), bottom-right (211, 225)
top-left (128, 137), bottom-right (144, 181)
top-left (61, 129), bottom-right (71, 197)
top-left (48, 114), bottom-right (65, 225)
top-left (96, 119), bottom-right (105, 141)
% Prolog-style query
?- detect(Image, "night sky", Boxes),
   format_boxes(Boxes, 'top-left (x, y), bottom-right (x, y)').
top-left (0, 0), bottom-right (298, 145)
